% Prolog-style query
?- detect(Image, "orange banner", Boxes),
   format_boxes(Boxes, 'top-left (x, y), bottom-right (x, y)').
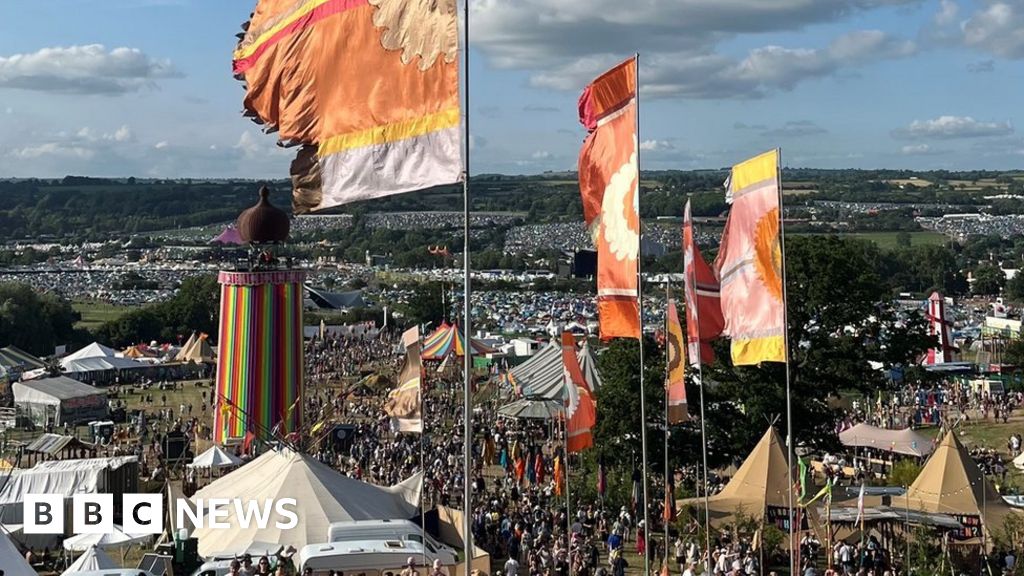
top-left (578, 58), bottom-right (640, 340)
top-left (562, 332), bottom-right (595, 452)
top-left (234, 0), bottom-right (461, 212)
top-left (665, 299), bottom-right (689, 424)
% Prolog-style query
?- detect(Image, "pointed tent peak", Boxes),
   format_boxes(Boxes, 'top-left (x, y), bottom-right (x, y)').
top-left (903, 429), bottom-right (1008, 521)
top-left (715, 426), bottom-right (792, 508)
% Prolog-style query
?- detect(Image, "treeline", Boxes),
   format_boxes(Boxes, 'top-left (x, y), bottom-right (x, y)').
top-left (93, 276), bottom-right (220, 347)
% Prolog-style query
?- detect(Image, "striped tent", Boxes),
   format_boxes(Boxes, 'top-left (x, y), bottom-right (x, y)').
top-left (420, 323), bottom-right (495, 361)
top-left (503, 339), bottom-right (602, 401)
top-left (0, 346), bottom-right (46, 373)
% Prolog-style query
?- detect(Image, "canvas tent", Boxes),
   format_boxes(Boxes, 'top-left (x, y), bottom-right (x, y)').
top-left (502, 339), bottom-right (602, 400)
top-left (0, 346), bottom-right (46, 375)
top-left (62, 545), bottom-right (118, 574)
top-left (678, 427), bottom-right (793, 527)
top-left (175, 333), bottom-right (215, 364)
top-left (12, 377), bottom-right (108, 426)
top-left (839, 423), bottom-right (936, 457)
top-left (61, 342), bottom-right (147, 382)
top-left (892, 431), bottom-right (1020, 544)
top-left (191, 447), bottom-right (422, 557)
top-left (188, 445), bottom-right (242, 469)
top-left (0, 529), bottom-right (35, 576)
top-left (497, 397), bottom-right (564, 420)
top-left (421, 323), bottom-right (496, 360)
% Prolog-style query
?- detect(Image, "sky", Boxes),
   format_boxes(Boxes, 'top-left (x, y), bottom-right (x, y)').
top-left (0, 0), bottom-right (1021, 178)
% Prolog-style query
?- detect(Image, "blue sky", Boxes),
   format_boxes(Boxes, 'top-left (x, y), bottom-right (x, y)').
top-left (0, 0), bottom-right (1021, 178)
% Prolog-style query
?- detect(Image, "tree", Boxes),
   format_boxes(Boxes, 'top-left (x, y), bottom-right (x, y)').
top-left (399, 282), bottom-right (448, 328)
top-left (972, 264), bottom-right (1004, 296)
top-left (0, 283), bottom-right (83, 356)
top-left (1006, 272), bottom-right (1024, 302)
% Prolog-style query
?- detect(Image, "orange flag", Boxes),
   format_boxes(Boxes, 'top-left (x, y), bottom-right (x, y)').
top-left (683, 200), bottom-right (724, 366)
top-left (562, 332), bottom-right (596, 452)
top-left (714, 149), bottom-right (786, 365)
top-left (554, 454), bottom-right (564, 496)
top-left (233, 0), bottom-right (462, 213)
top-left (578, 58), bottom-right (640, 340)
top-left (665, 299), bottom-right (689, 424)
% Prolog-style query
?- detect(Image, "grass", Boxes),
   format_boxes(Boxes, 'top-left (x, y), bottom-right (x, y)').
top-left (797, 231), bottom-right (949, 249)
top-left (72, 300), bottom-right (138, 330)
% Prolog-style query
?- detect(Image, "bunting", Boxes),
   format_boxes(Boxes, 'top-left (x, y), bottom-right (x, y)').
top-left (562, 332), bottom-right (596, 452)
top-left (665, 299), bottom-right (689, 424)
top-left (233, 0), bottom-right (462, 213)
top-left (682, 199), bottom-right (724, 366)
top-left (384, 326), bottom-right (423, 433)
top-left (577, 58), bottom-right (640, 340)
top-left (714, 149), bottom-right (787, 365)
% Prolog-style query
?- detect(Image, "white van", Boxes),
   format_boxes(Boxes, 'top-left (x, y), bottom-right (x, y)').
top-left (326, 519), bottom-right (457, 565)
top-left (300, 539), bottom-right (450, 575)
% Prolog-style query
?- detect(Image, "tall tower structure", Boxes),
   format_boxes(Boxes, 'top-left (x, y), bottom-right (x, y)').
top-left (214, 187), bottom-right (304, 444)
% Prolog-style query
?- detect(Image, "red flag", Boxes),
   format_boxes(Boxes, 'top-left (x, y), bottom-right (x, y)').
top-left (597, 457), bottom-right (607, 498)
top-left (562, 332), bottom-right (596, 452)
top-left (683, 200), bottom-right (724, 366)
top-left (578, 58), bottom-right (640, 340)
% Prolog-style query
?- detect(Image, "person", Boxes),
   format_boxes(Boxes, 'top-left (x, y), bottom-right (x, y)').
top-left (239, 554), bottom-right (256, 576)
top-left (674, 537), bottom-right (686, 574)
top-left (401, 557), bottom-right (420, 576)
top-left (256, 555), bottom-right (273, 576)
top-left (681, 563), bottom-right (696, 576)
top-left (429, 559), bottom-right (445, 576)
top-left (229, 560), bottom-right (242, 576)
top-left (504, 555), bottom-right (520, 576)
top-left (636, 520), bottom-right (646, 556)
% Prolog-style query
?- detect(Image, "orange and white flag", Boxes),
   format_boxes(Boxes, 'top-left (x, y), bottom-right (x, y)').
top-left (714, 149), bottom-right (786, 365)
top-left (562, 332), bottom-right (596, 452)
top-left (233, 0), bottom-right (462, 213)
top-left (578, 58), bottom-right (640, 340)
top-left (384, 326), bottom-right (423, 433)
top-left (682, 200), bottom-right (724, 366)
top-left (665, 299), bottom-right (689, 424)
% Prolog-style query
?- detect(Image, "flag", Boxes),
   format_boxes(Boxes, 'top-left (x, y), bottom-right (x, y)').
top-left (562, 332), bottom-right (596, 452)
top-left (233, 0), bottom-right (462, 213)
top-left (665, 298), bottom-right (689, 424)
top-left (384, 326), bottom-right (423, 433)
top-left (797, 457), bottom-right (809, 503)
top-left (682, 199), bottom-right (724, 366)
top-left (855, 482), bottom-right (866, 525)
top-left (554, 454), bottom-right (565, 496)
top-left (663, 473), bottom-right (676, 523)
top-left (630, 468), bottom-right (642, 513)
top-left (597, 457), bottom-right (607, 499)
top-left (577, 58), bottom-right (640, 340)
top-left (714, 149), bottom-right (786, 365)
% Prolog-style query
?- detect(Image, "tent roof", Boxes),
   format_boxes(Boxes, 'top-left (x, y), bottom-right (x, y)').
top-left (64, 342), bottom-right (119, 362)
top-left (839, 423), bottom-right (936, 457)
top-left (175, 333), bottom-right (214, 363)
top-left (212, 226), bottom-right (244, 246)
top-left (0, 529), bottom-right (35, 576)
top-left (62, 356), bottom-right (146, 373)
top-left (305, 286), bottom-right (366, 310)
top-left (191, 448), bottom-right (421, 557)
top-left (421, 323), bottom-right (495, 360)
top-left (61, 545), bottom-right (118, 574)
top-left (498, 397), bottom-right (565, 420)
top-left (25, 433), bottom-right (93, 455)
top-left (0, 346), bottom-right (46, 371)
top-left (189, 445), bottom-right (242, 469)
top-left (506, 339), bottom-right (601, 400)
top-left (894, 431), bottom-right (1017, 529)
top-left (577, 342), bottom-right (602, 390)
top-left (12, 376), bottom-right (105, 404)
top-left (679, 427), bottom-right (791, 524)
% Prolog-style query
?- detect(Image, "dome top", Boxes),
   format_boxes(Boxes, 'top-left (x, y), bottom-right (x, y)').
top-left (237, 186), bottom-right (290, 243)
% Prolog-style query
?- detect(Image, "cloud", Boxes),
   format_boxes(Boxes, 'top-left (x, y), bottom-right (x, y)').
top-left (471, 0), bottom-right (920, 99)
top-left (0, 44), bottom-right (180, 95)
top-left (892, 115), bottom-right (1014, 139)
top-left (961, 1), bottom-right (1024, 58)
top-left (531, 150), bottom-right (553, 160)
top-left (523, 105), bottom-right (560, 113)
top-left (3, 107), bottom-right (11, 114)
top-left (734, 122), bottom-right (768, 130)
top-left (761, 120), bottom-right (828, 138)
top-left (967, 59), bottom-right (995, 73)
top-left (469, 135), bottom-right (488, 150)
top-left (900, 143), bottom-right (950, 155)
top-left (639, 139), bottom-right (676, 151)
top-left (933, 0), bottom-right (959, 25)
top-left (154, 141), bottom-right (169, 150)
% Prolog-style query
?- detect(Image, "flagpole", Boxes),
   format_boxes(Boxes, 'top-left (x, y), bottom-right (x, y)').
top-left (634, 51), bottom-right (651, 576)
top-left (663, 282), bottom-right (671, 567)
top-left (775, 147), bottom-right (797, 576)
top-left (564, 417), bottom-right (573, 576)
top-left (420, 359), bottom-right (428, 569)
top-left (461, 0), bottom-right (473, 572)
top-left (686, 200), bottom-right (713, 571)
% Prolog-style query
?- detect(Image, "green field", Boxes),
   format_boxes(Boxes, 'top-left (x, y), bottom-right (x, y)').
top-left (799, 231), bottom-right (949, 249)
top-left (72, 300), bottom-right (137, 329)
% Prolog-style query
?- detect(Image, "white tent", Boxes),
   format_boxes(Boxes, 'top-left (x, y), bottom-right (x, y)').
top-left (62, 545), bottom-right (118, 574)
top-left (1013, 451), bottom-right (1024, 471)
top-left (191, 447), bottom-right (421, 557)
top-left (188, 445), bottom-right (243, 469)
top-left (11, 377), bottom-right (109, 426)
top-left (1, 529), bottom-right (36, 576)
top-left (63, 525), bottom-right (150, 551)
top-left (64, 342), bottom-right (120, 362)
top-left (838, 423), bottom-right (936, 457)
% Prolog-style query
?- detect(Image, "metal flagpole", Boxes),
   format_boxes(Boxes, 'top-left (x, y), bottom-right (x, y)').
top-left (775, 148), bottom-right (797, 576)
top-left (634, 52), bottom-right (651, 576)
top-left (686, 198), bottom-right (713, 571)
top-left (420, 361), bottom-right (428, 569)
top-left (461, 1), bottom-right (473, 572)
top-left (663, 282), bottom-right (671, 566)
top-left (564, 417), bottom-right (573, 576)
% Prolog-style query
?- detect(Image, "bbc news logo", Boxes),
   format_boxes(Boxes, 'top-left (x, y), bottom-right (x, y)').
top-left (24, 494), bottom-right (299, 534)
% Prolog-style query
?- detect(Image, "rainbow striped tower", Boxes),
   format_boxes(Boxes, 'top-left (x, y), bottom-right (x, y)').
top-left (213, 187), bottom-right (304, 444)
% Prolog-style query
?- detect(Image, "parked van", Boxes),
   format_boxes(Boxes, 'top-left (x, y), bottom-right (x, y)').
top-left (326, 519), bottom-right (457, 565)
top-left (300, 539), bottom-right (450, 575)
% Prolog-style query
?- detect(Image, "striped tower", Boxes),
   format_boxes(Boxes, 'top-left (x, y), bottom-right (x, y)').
top-left (925, 291), bottom-right (954, 364)
top-left (213, 186), bottom-right (304, 444)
